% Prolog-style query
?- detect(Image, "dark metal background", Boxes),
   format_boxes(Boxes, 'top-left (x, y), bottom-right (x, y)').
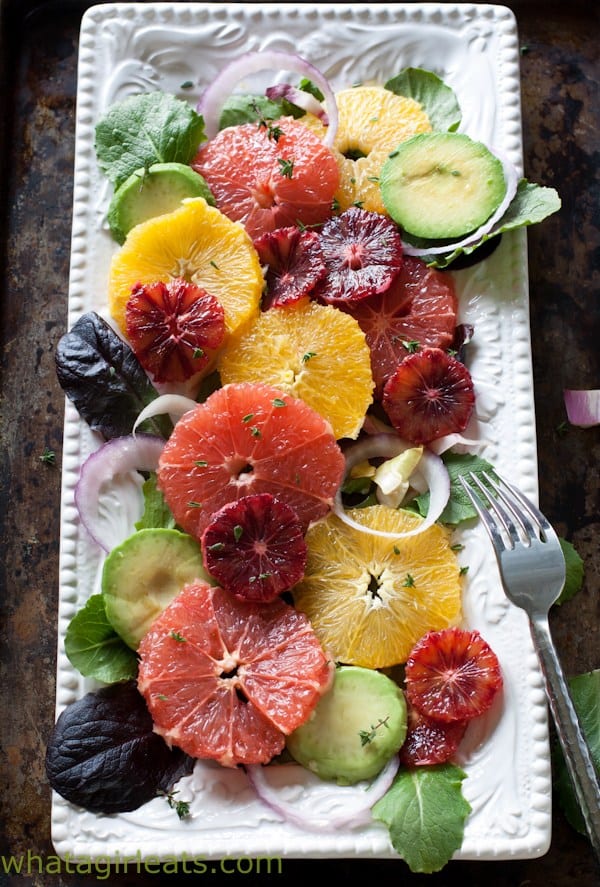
top-left (1, 1), bottom-right (598, 884)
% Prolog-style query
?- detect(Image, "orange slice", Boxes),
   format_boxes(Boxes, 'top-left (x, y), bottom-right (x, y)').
top-left (292, 504), bottom-right (463, 669)
top-left (107, 197), bottom-right (263, 340)
top-left (217, 300), bottom-right (374, 440)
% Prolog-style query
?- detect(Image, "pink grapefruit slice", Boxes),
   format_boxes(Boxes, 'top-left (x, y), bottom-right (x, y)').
top-left (343, 256), bottom-right (458, 396)
top-left (137, 581), bottom-right (333, 767)
top-left (192, 117), bottom-right (340, 240)
top-left (157, 382), bottom-right (345, 537)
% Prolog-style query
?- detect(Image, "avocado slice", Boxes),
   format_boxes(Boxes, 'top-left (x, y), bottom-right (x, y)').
top-left (286, 665), bottom-right (407, 785)
top-left (102, 528), bottom-right (211, 649)
top-left (107, 161), bottom-right (215, 244)
top-left (380, 132), bottom-right (506, 240)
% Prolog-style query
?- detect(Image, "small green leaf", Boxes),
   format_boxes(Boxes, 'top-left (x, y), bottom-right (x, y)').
top-left (553, 669), bottom-right (600, 835)
top-left (555, 538), bottom-right (585, 605)
top-left (135, 473), bottom-right (176, 530)
top-left (412, 452), bottom-right (498, 525)
top-left (372, 764), bottom-right (471, 873)
top-left (385, 67), bottom-right (461, 133)
top-left (64, 594), bottom-right (138, 683)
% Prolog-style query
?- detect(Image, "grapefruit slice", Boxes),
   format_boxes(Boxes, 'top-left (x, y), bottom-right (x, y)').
top-left (192, 117), bottom-right (339, 239)
top-left (157, 382), bottom-right (345, 537)
top-left (137, 581), bottom-right (333, 767)
top-left (342, 256), bottom-right (458, 396)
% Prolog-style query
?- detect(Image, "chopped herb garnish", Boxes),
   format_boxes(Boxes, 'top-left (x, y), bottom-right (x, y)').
top-left (180, 80), bottom-right (194, 90)
top-left (187, 500), bottom-right (203, 508)
top-left (273, 397), bottom-right (287, 407)
top-left (208, 542), bottom-right (226, 552)
top-left (233, 524), bottom-right (244, 542)
top-left (459, 565), bottom-right (470, 576)
top-left (169, 631), bottom-right (187, 643)
top-left (209, 259), bottom-right (220, 269)
top-left (277, 157), bottom-right (294, 178)
top-left (402, 340), bottom-right (420, 353)
top-left (359, 716), bottom-right (390, 746)
top-left (192, 347), bottom-right (204, 359)
top-left (161, 790), bottom-right (191, 820)
top-left (194, 460), bottom-right (208, 467)
top-left (39, 447), bottom-right (56, 465)
top-left (242, 413), bottom-right (254, 423)
top-left (302, 351), bottom-right (317, 362)
top-left (250, 426), bottom-right (261, 438)
top-left (450, 543), bottom-right (465, 552)
top-left (393, 545), bottom-right (401, 555)
top-left (403, 574), bottom-right (416, 587)
top-left (157, 694), bottom-right (168, 701)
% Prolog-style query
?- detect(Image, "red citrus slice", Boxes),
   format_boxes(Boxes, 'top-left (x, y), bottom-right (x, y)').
top-left (341, 256), bottom-right (458, 396)
top-left (125, 278), bottom-right (225, 383)
top-left (157, 381), bottom-right (345, 537)
top-left (405, 627), bottom-right (503, 723)
top-left (254, 227), bottom-right (327, 309)
top-left (201, 493), bottom-right (307, 602)
top-left (192, 118), bottom-right (339, 239)
top-left (382, 347), bottom-right (475, 444)
top-left (137, 581), bottom-right (333, 767)
top-left (399, 699), bottom-right (468, 767)
top-left (312, 207), bottom-right (404, 305)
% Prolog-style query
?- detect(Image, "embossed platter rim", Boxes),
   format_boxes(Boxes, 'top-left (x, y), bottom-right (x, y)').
top-left (53, 2), bottom-right (552, 863)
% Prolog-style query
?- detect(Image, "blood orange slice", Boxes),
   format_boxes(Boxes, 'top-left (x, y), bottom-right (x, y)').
top-left (342, 256), bottom-right (458, 396)
top-left (192, 118), bottom-right (339, 239)
top-left (201, 493), bottom-right (307, 603)
top-left (157, 382), bottom-right (345, 537)
top-left (137, 582), bottom-right (333, 767)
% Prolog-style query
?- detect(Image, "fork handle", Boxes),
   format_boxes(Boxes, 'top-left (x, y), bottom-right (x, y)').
top-left (530, 615), bottom-right (600, 860)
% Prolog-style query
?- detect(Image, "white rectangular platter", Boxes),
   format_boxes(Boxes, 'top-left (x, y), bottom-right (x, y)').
top-left (53, 1), bottom-right (552, 864)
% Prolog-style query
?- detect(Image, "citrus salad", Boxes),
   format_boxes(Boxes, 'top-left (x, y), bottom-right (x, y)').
top-left (48, 50), bottom-right (560, 872)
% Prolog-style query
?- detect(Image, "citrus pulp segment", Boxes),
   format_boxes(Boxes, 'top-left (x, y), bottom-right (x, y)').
top-left (157, 381), bottom-right (346, 537)
top-left (217, 300), bottom-right (374, 440)
top-left (292, 505), bottom-right (462, 669)
top-left (191, 118), bottom-right (340, 239)
top-left (107, 197), bottom-right (263, 340)
top-left (137, 581), bottom-right (333, 767)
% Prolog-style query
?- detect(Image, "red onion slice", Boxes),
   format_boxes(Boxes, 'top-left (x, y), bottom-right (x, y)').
top-left (198, 50), bottom-right (338, 147)
top-left (75, 434), bottom-right (166, 552)
top-left (401, 148), bottom-right (519, 257)
top-left (333, 433), bottom-right (450, 539)
top-left (564, 389), bottom-right (600, 428)
top-left (246, 754), bottom-right (399, 832)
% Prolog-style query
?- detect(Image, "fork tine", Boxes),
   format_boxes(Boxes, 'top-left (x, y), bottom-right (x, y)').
top-left (489, 473), bottom-right (558, 544)
top-left (461, 470), bottom-right (526, 547)
top-left (458, 473), bottom-right (506, 552)
top-left (480, 471), bottom-right (538, 542)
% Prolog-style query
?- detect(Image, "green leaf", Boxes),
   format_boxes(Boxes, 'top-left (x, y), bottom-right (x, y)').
top-left (407, 179), bottom-right (562, 269)
top-left (64, 594), bottom-right (138, 683)
top-left (413, 452), bottom-right (498, 525)
top-left (555, 538), bottom-right (585, 605)
top-left (385, 67), bottom-right (461, 133)
top-left (218, 93), bottom-right (304, 130)
top-left (95, 92), bottom-right (206, 188)
top-left (554, 669), bottom-right (600, 835)
top-left (372, 764), bottom-right (471, 872)
top-left (135, 473), bottom-right (176, 531)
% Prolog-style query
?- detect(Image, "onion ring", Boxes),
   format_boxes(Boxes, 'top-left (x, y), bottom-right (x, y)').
top-left (333, 433), bottom-right (450, 539)
top-left (133, 394), bottom-right (198, 435)
top-left (246, 754), bottom-right (399, 832)
top-left (75, 434), bottom-right (165, 552)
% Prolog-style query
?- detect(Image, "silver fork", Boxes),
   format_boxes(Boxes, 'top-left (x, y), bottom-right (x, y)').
top-left (459, 471), bottom-right (600, 860)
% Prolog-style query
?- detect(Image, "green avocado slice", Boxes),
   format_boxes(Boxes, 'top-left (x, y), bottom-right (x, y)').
top-left (380, 132), bottom-right (506, 240)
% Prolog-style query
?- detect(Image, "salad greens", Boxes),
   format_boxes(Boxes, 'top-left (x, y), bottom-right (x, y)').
top-left (385, 67), bottom-right (462, 133)
top-left (95, 91), bottom-right (206, 188)
top-left (554, 670), bottom-right (600, 834)
top-left (372, 763), bottom-right (471, 872)
top-left (54, 311), bottom-right (172, 440)
top-left (64, 593), bottom-right (138, 683)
